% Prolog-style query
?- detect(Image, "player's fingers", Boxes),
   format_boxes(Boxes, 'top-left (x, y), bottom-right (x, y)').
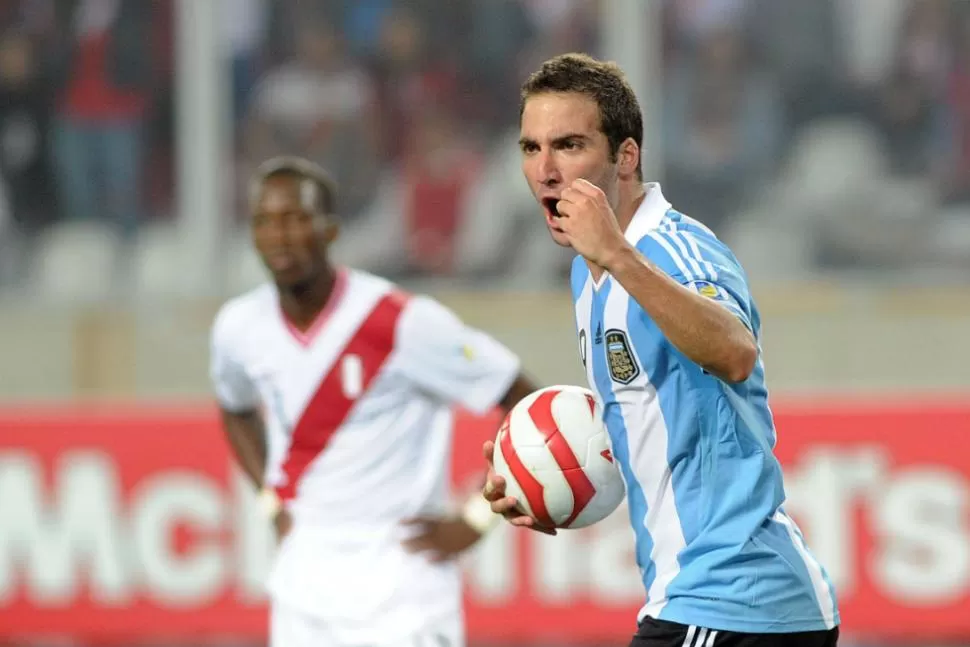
top-left (489, 494), bottom-right (517, 514)
top-left (401, 535), bottom-right (434, 553)
top-left (558, 186), bottom-right (582, 207)
top-left (400, 516), bottom-right (430, 527)
top-left (554, 199), bottom-right (578, 219)
top-left (482, 474), bottom-right (506, 501)
top-left (571, 179), bottom-right (608, 205)
top-left (570, 178), bottom-right (601, 196)
top-left (428, 550), bottom-right (455, 564)
top-left (482, 440), bottom-right (495, 463)
top-left (512, 516), bottom-right (557, 535)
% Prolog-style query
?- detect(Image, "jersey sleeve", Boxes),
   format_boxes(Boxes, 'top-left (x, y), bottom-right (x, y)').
top-left (209, 305), bottom-right (261, 413)
top-left (395, 296), bottom-right (521, 415)
top-left (636, 226), bottom-right (754, 331)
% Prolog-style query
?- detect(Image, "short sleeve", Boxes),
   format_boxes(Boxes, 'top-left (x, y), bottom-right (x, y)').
top-left (395, 296), bottom-right (521, 415)
top-left (209, 306), bottom-right (260, 413)
top-left (636, 226), bottom-right (754, 331)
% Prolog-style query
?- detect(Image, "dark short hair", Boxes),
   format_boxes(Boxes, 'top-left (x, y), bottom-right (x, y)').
top-left (520, 52), bottom-right (643, 178)
top-left (250, 156), bottom-right (337, 217)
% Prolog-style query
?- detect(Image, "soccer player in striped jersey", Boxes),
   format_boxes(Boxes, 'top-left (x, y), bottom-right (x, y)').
top-left (210, 156), bottom-right (537, 647)
top-left (482, 53), bottom-right (841, 647)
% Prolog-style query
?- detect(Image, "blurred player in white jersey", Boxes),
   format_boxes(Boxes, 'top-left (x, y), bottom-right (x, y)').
top-left (484, 54), bottom-right (840, 647)
top-left (209, 156), bottom-right (537, 647)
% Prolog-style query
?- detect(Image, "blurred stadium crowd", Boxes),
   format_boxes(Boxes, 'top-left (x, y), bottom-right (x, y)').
top-left (0, 0), bottom-right (969, 297)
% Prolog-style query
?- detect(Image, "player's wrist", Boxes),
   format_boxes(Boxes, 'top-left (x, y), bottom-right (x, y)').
top-left (598, 240), bottom-right (638, 273)
top-left (461, 493), bottom-right (500, 535)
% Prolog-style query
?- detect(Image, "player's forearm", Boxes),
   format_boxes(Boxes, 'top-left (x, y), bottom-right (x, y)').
top-left (603, 245), bottom-right (757, 383)
top-left (219, 409), bottom-right (268, 489)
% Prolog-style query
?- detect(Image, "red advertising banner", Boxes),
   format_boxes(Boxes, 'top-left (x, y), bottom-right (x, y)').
top-left (0, 401), bottom-right (969, 644)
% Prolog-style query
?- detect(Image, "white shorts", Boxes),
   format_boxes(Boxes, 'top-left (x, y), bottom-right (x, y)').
top-left (270, 600), bottom-right (466, 647)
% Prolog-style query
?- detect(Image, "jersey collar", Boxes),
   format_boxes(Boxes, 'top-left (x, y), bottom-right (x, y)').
top-left (623, 182), bottom-right (671, 245)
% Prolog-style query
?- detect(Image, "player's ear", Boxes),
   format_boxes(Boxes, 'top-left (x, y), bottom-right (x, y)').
top-left (617, 138), bottom-right (639, 180)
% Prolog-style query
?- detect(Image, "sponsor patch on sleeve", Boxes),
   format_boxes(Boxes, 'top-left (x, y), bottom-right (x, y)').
top-left (689, 280), bottom-right (727, 301)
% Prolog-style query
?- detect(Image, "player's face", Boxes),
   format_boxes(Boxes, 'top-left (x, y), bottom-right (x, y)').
top-left (251, 176), bottom-right (329, 287)
top-left (519, 92), bottom-right (620, 247)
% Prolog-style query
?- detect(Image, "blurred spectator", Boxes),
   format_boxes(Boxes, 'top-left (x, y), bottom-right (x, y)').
top-left (870, 64), bottom-right (949, 177)
top-left (942, 5), bottom-right (970, 204)
top-left (867, 0), bottom-right (953, 179)
top-left (0, 167), bottom-right (14, 287)
top-left (0, 0), bottom-right (51, 34)
top-left (244, 18), bottom-right (380, 218)
top-left (747, 0), bottom-right (849, 131)
top-left (342, 0), bottom-right (394, 59)
top-left (221, 0), bottom-right (268, 127)
top-left (368, 6), bottom-right (462, 163)
top-left (518, 0), bottom-right (598, 81)
top-left (0, 29), bottom-right (54, 239)
top-left (662, 24), bottom-right (783, 233)
top-left (400, 107), bottom-right (482, 275)
top-left (894, 0), bottom-right (951, 92)
top-left (667, 0), bottom-right (751, 46)
top-left (463, 0), bottom-right (534, 128)
top-left (837, 0), bottom-right (908, 89)
top-left (48, 0), bottom-right (154, 241)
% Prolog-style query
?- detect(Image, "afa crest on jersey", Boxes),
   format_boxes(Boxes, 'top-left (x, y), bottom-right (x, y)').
top-left (605, 329), bottom-right (639, 384)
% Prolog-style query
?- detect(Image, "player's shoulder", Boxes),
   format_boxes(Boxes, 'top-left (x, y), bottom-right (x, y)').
top-left (634, 208), bottom-right (745, 282)
top-left (343, 267), bottom-right (414, 312)
top-left (345, 266), bottom-right (398, 296)
top-left (211, 283), bottom-right (276, 342)
top-left (397, 291), bottom-right (457, 334)
top-left (344, 267), bottom-right (442, 338)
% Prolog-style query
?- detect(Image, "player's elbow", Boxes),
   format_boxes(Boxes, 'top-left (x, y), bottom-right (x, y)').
top-left (723, 337), bottom-right (758, 384)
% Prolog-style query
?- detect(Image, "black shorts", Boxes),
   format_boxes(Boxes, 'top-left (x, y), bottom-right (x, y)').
top-left (630, 616), bottom-right (839, 647)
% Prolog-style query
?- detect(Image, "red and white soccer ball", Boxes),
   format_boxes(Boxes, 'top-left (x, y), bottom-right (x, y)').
top-left (492, 384), bottom-right (625, 529)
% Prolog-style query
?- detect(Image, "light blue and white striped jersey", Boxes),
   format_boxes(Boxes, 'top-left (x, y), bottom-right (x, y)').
top-left (571, 184), bottom-right (839, 634)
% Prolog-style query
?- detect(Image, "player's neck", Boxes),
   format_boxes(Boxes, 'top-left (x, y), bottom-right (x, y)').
top-left (614, 182), bottom-right (647, 234)
top-left (277, 268), bottom-right (339, 331)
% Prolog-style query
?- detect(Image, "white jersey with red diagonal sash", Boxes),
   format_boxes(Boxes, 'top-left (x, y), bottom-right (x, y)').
top-left (209, 267), bottom-right (520, 642)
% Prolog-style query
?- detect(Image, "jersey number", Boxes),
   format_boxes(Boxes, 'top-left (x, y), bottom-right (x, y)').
top-left (341, 354), bottom-right (363, 398)
top-left (579, 329), bottom-right (587, 367)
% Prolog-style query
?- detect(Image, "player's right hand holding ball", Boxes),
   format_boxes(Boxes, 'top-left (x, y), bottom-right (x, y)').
top-left (482, 440), bottom-right (557, 536)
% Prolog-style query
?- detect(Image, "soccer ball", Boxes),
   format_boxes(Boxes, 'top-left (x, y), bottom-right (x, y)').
top-left (492, 384), bottom-right (625, 529)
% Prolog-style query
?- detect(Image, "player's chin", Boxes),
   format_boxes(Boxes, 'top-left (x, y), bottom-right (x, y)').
top-left (547, 226), bottom-right (572, 248)
top-left (268, 266), bottom-right (310, 287)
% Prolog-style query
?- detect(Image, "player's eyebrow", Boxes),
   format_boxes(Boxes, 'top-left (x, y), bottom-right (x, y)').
top-left (518, 133), bottom-right (590, 149)
top-left (551, 133), bottom-right (589, 146)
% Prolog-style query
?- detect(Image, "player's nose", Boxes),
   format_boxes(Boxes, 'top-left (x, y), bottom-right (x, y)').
top-left (260, 223), bottom-right (285, 246)
top-left (537, 150), bottom-right (561, 187)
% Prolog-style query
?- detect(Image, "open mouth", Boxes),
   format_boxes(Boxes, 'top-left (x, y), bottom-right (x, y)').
top-left (542, 197), bottom-right (561, 218)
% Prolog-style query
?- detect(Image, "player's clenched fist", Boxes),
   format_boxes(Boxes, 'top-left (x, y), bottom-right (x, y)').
top-left (481, 440), bottom-right (557, 536)
top-left (555, 178), bottom-right (630, 269)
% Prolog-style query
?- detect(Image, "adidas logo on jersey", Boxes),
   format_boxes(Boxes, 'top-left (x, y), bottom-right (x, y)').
top-left (594, 323), bottom-right (603, 345)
